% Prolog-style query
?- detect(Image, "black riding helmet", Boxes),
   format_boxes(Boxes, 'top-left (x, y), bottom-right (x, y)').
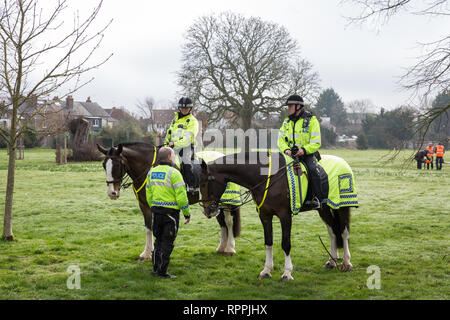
top-left (177, 97), bottom-right (193, 118)
top-left (285, 94), bottom-right (304, 119)
top-left (178, 97), bottom-right (193, 109)
top-left (285, 94), bottom-right (304, 107)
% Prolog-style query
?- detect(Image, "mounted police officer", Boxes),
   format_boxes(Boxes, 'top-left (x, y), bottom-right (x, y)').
top-left (164, 97), bottom-right (200, 195)
top-left (278, 94), bottom-right (326, 209)
top-left (146, 147), bottom-right (191, 279)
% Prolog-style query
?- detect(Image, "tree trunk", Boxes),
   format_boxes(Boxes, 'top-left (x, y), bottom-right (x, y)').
top-left (3, 142), bottom-right (16, 241)
top-left (241, 113), bottom-right (252, 152)
top-left (69, 117), bottom-right (91, 161)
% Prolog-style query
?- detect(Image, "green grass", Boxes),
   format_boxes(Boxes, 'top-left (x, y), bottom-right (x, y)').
top-left (0, 148), bottom-right (449, 299)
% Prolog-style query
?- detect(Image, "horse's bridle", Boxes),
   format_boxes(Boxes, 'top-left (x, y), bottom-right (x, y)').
top-left (104, 155), bottom-right (126, 186)
top-left (103, 145), bottom-right (160, 192)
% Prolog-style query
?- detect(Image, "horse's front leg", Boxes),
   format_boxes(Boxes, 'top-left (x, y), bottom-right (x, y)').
top-left (223, 208), bottom-right (236, 256)
top-left (280, 213), bottom-right (294, 281)
top-left (138, 199), bottom-right (153, 261)
top-left (258, 213), bottom-right (273, 279)
top-left (215, 210), bottom-right (228, 254)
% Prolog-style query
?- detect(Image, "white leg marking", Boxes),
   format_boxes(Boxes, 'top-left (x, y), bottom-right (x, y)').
top-left (341, 227), bottom-right (353, 271)
top-left (325, 225), bottom-right (339, 269)
top-left (139, 227), bottom-right (153, 261)
top-left (216, 227), bottom-right (227, 253)
top-left (224, 210), bottom-right (236, 255)
top-left (281, 252), bottom-right (294, 281)
top-left (258, 245), bottom-right (273, 279)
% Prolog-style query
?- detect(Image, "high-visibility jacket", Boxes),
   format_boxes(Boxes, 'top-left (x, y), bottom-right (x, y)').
top-left (426, 146), bottom-right (434, 157)
top-left (278, 112), bottom-right (321, 155)
top-left (146, 164), bottom-right (190, 218)
top-left (436, 145), bottom-right (445, 157)
top-left (164, 112), bottom-right (199, 149)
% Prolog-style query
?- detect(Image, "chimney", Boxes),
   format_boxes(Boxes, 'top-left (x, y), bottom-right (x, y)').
top-left (86, 96), bottom-right (92, 103)
top-left (66, 95), bottom-right (73, 109)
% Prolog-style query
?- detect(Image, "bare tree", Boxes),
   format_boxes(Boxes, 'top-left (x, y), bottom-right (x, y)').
top-left (136, 96), bottom-right (155, 130)
top-left (346, 99), bottom-right (376, 122)
top-left (341, 0), bottom-right (450, 143)
top-left (0, 0), bottom-right (112, 241)
top-left (177, 12), bottom-right (321, 131)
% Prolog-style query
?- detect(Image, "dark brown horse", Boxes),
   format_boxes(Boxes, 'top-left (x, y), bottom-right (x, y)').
top-left (97, 142), bottom-right (157, 261)
top-left (200, 151), bottom-right (354, 281)
top-left (97, 142), bottom-right (242, 259)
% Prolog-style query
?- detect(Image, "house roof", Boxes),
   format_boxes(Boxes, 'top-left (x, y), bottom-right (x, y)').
top-left (79, 102), bottom-right (109, 118)
top-left (105, 107), bottom-right (133, 121)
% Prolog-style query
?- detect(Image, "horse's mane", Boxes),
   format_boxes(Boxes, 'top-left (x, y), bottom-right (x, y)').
top-left (119, 141), bottom-right (156, 150)
top-left (214, 151), bottom-right (282, 166)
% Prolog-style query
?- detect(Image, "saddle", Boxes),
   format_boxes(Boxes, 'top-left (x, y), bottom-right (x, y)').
top-left (287, 152), bottom-right (329, 213)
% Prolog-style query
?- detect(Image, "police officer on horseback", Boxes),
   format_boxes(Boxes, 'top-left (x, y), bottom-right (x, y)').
top-left (164, 97), bottom-right (200, 195)
top-left (278, 94), bottom-right (327, 209)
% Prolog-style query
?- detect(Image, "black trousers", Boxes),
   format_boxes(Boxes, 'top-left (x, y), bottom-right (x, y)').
top-left (151, 207), bottom-right (180, 275)
top-left (436, 157), bottom-right (443, 170)
top-left (301, 153), bottom-right (328, 202)
top-left (417, 160), bottom-right (422, 169)
top-left (177, 146), bottom-right (199, 188)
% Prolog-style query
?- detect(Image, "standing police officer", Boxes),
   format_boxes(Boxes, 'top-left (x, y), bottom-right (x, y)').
top-left (278, 94), bottom-right (326, 209)
top-left (146, 147), bottom-right (191, 279)
top-left (164, 97), bottom-right (200, 194)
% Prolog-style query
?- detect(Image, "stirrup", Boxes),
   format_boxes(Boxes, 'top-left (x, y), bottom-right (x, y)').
top-left (305, 197), bottom-right (321, 209)
top-left (187, 185), bottom-right (199, 193)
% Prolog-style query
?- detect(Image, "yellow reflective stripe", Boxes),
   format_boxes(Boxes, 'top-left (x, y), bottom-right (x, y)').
top-left (134, 146), bottom-right (157, 198)
top-left (256, 150), bottom-right (271, 215)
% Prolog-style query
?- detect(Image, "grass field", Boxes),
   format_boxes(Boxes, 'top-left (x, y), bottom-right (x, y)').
top-left (0, 148), bottom-right (449, 300)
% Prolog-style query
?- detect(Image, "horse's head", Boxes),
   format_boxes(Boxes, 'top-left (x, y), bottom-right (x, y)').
top-left (98, 143), bottom-right (126, 200)
top-left (199, 159), bottom-right (227, 218)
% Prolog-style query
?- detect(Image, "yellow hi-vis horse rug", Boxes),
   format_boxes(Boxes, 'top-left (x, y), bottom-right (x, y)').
top-left (283, 154), bottom-right (358, 214)
top-left (196, 151), bottom-right (243, 206)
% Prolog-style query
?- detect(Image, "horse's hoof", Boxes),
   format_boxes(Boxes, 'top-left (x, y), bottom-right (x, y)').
top-left (138, 255), bottom-right (151, 262)
top-left (258, 273), bottom-right (272, 280)
top-left (342, 263), bottom-right (353, 272)
top-left (325, 261), bottom-right (337, 270)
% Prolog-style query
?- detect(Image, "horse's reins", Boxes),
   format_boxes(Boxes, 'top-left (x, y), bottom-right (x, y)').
top-left (106, 146), bottom-right (159, 198)
top-left (199, 152), bottom-right (300, 212)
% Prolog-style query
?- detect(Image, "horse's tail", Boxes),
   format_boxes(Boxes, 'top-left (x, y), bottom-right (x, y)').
top-left (232, 206), bottom-right (241, 238)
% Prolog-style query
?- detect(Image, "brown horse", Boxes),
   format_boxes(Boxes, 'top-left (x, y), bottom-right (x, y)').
top-left (97, 142), bottom-right (242, 259)
top-left (200, 151), bottom-right (354, 281)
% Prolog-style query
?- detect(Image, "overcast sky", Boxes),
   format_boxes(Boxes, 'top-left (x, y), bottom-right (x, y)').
top-left (56, 0), bottom-right (449, 114)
